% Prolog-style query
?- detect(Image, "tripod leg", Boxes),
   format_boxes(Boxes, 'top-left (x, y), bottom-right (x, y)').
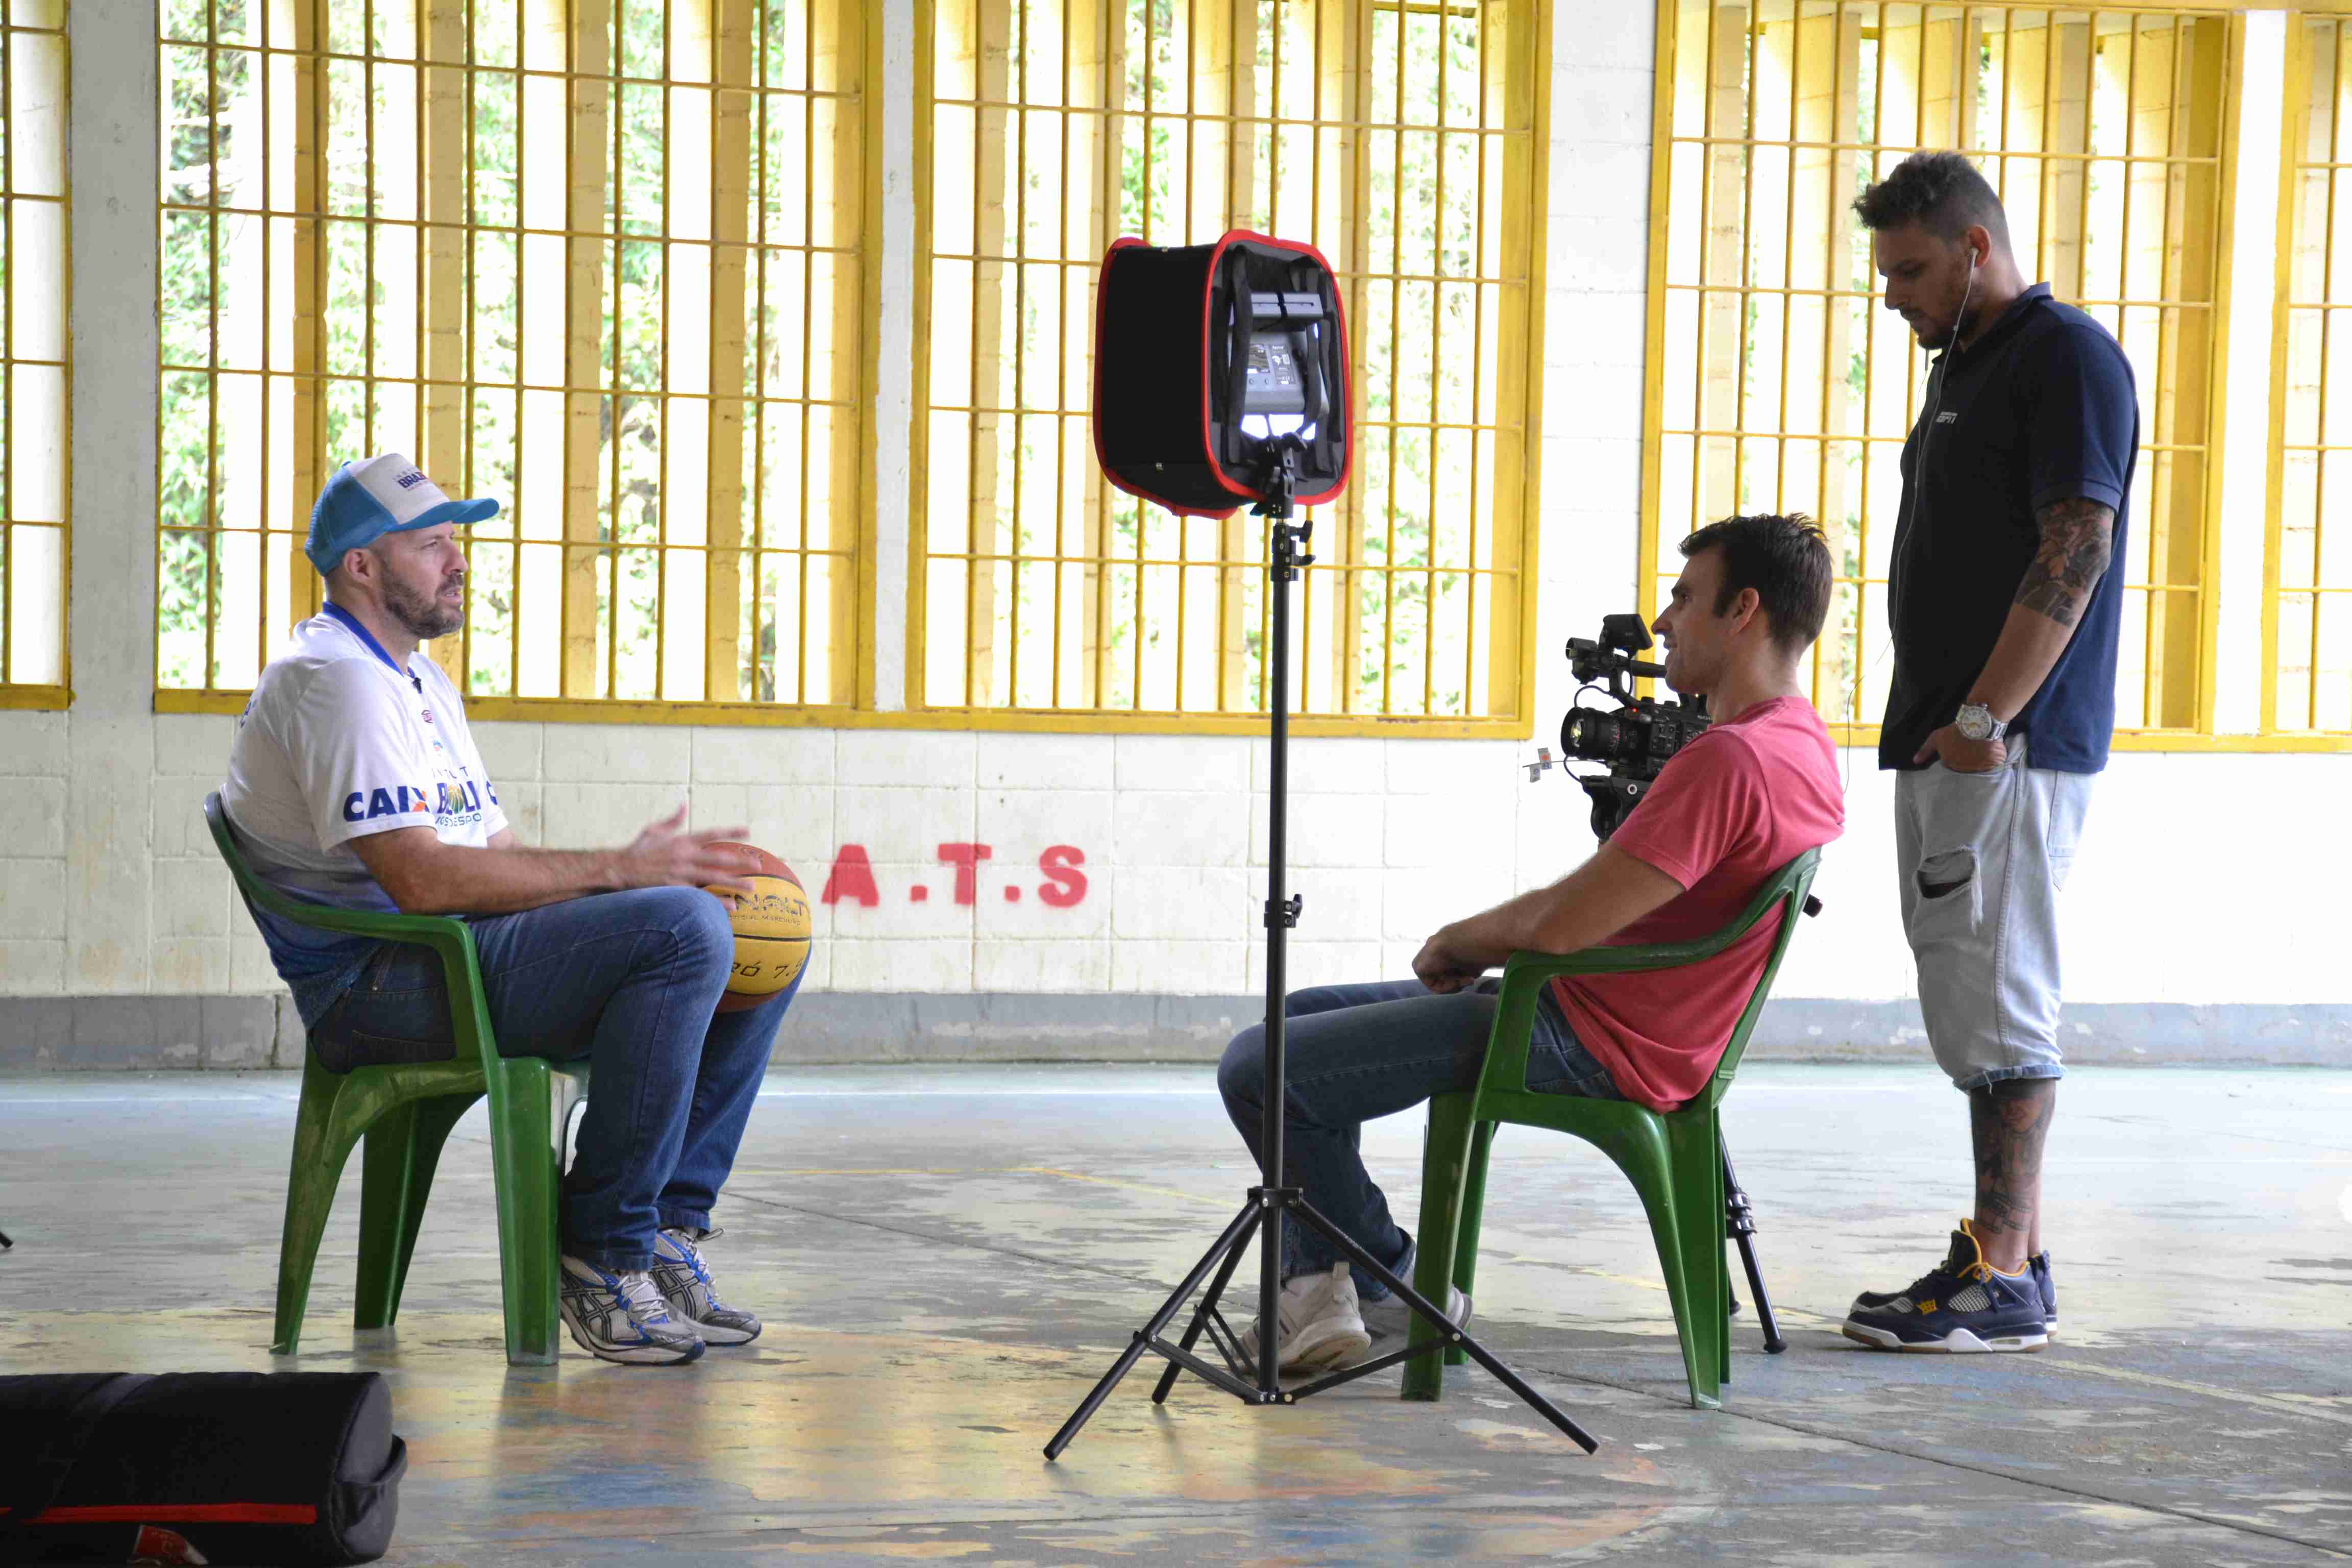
top-left (1150, 1207), bottom-right (1263, 1403)
top-left (1286, 1195), bottom-right (1598, 1452)
top-left (1720, 1135), bottom-right (1786, 1355)
top-left (1045, 1199), bottom-right (1264, 1460)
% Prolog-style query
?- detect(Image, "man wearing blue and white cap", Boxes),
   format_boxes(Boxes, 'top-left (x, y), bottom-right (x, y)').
top-left (222, 454), bottom-right (800, 1366)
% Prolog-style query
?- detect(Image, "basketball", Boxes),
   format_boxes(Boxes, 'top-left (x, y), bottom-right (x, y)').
top-left (703, 843), bottom-right (812, 1012)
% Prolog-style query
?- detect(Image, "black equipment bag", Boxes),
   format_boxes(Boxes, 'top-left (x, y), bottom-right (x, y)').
top-left (0, 1372), bottom-right (405, 1566)
top-left (1093, 230), bottom-right (1351, 517)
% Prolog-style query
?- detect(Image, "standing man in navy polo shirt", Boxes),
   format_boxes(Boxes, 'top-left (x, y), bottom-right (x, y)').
top-left (1840, 153), bottom-right (2137, 1354)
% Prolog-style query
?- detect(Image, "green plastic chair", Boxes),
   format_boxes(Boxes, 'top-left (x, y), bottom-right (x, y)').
top-left (205, 793), bottom-right (589, 1365)
top-left (1401, 847), bottom-right (1821, 1411)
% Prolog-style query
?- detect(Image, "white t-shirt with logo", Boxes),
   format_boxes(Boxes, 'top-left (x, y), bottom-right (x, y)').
top-left (223, 606), bottom-right (507, 1022)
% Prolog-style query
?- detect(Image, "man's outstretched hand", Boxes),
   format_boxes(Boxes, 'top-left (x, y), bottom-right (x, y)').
top-left (622, 805), bottom-right (758, 894)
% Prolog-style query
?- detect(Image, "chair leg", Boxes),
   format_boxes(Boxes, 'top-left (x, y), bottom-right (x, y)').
top-left (273, 1055), bottom-right (372, 1357)
top-left (1662, 1114), bottom-right (1728, 1408)
top-left (1402, 1092), bottom-right (1481, 1402)
top-left (354, 1093), bottom-right (480, 1331)
top-left (1705, 1134), bottom-right (1733, 1388)
top-left (485, 1057), bottom-right (566, 1366)
top-left (1445, 1119), bottom-right (1500, 1366)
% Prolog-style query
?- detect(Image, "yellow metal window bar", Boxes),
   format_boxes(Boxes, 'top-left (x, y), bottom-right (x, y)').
top-left (1642, 0), bottom-right (2235, 748)
top-left (910, 0), bottom-right (1551, 736)
top-left (2267, 13), bottom-right (2352, 739)
top-left (155, 0), bottom-right (868, 721)
top-left (1, 0), bottom-right (68, 710)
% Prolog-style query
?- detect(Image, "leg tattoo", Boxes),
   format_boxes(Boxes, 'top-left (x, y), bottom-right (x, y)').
top-left (1969, 1079), bottom-right (2056, 1271)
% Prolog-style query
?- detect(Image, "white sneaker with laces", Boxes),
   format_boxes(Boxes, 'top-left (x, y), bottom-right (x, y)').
top-left (1359, 1242), bottom-right (1474, 1342)
top-left (557, 1255), bottom-right (706, 1365)
top-left (650, 1226), bottom-right (763, 1345)
top-left (1238, 1261), bottom-right (1371, 1375)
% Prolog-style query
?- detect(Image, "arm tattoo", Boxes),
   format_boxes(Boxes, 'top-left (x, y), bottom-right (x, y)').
top-left (2015, 497), bottom-right (2115, 628)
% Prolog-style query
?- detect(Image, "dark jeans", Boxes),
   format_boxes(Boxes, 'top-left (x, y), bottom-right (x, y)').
top-left (311, 887), bottom-right (798, 1272)
top-left (1216, 977), bottom-right (1621, 1298)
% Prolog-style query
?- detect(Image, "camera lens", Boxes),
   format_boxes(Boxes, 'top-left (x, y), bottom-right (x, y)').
top-left (1562, 709), bottom-right (1625, 762)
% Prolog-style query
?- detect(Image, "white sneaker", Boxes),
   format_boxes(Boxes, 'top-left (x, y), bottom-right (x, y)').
top-left (650, 1227), bottom-right (762, 1345)
top-left (557, 1256), bottom-right (706, 1365)
top-left (1238, 1262), bottom-right (1371, 1375)
top-left (1359, 1240), bottom-right (1474, 1341)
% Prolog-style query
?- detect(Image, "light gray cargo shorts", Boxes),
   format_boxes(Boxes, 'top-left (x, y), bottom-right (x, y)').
top-left (1894, 737), bottom-right (2096, 1092)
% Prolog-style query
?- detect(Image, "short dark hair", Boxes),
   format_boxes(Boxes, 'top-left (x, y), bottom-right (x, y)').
top-left (1678, 513), bottom-right (1833, 658)
top-left (1852, 150), bottom-right (2010, 250)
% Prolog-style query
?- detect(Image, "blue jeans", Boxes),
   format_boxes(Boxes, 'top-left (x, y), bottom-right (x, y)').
top-left (310, 887), bottom-right (797, 1272)
top-left (1216, 977), bottom-right (1621, 1298)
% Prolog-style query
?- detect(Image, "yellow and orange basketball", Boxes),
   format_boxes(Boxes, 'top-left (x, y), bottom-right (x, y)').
top-left (703, 843), bottom-right (812, 1012)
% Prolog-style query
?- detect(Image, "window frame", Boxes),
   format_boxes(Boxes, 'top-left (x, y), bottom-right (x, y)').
top-left (149, 0), bottom-right (887, 730)
top-left (902, 0), bottom-right (1557, 740)
top-left (1637, 0), bottom-right (2259, 752)
top-left (1, 0), bottom-right (70, 712)
top-left (2261, 7), bottom-right (2352, 747)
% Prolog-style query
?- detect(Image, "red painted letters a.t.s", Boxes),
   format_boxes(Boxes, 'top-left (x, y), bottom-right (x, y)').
top-left (1038, 845), bottom-right (1087, 908)
top-left (820, 845), bottom-right (880, 906)
top-left (937, 843), bottom-right (993, 905)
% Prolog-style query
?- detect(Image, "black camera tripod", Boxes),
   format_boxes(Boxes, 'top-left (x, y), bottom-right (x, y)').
top-left (1722, 1138), bottom-right (1787, 1353)
top-left (1045, 442), bottom-right (1598, 1460)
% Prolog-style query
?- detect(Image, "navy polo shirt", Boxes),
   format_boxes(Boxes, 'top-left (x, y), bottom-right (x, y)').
top-left (1880, 283), bottom-right (2140, 774)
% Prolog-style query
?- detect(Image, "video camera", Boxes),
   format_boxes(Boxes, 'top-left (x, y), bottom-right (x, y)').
top-left (1533, 612), bottom-right (1710, 841)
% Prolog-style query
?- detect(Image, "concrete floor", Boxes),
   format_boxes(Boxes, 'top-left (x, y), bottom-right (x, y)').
top-left (1, 1063), bottom-right (2347, 1565)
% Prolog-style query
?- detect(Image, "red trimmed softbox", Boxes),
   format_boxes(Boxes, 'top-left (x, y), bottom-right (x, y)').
top-left (1092, 230), bottom-right (1351, 519)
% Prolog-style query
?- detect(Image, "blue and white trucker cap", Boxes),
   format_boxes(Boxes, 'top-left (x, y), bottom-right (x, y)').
top-left (305, 453), bottom-right (500, 576)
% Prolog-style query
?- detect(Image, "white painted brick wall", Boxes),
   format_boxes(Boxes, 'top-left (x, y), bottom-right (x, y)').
top-left (0, 713), bottom-right (69, 993)
top-left (0, 776), bottom-right (68, 859)
top-left (691, 725), bottom-right (832, 786)
top-left (543, 725), bottom-right (692, 785)
top-left (0, 940), bottom-right (67, 994)
top-left (31, 704), bottom-right (2337, 1008)
top-left (0, 711), bottom-right (69, 778)
top-left (0, 860), bottom-right (67, 942)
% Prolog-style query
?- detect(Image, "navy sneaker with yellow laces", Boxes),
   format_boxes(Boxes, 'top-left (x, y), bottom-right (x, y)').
top-left (1843, 1219), bottom-right (2048, 1354)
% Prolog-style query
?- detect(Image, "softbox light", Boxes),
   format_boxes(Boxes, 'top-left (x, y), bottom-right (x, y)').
top-left (1091, 230), bottom-right (1351, 519)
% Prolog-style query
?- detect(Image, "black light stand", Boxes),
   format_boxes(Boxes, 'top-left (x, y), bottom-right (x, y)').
top-left (1721, 1137), bottom-right (1787, 1353)
top-left (1043, 439), bottom-right (1599, 1461)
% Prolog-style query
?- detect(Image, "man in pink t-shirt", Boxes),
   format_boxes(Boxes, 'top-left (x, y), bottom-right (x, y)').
top-left (1218, 513), bottom-right (1845, 1376)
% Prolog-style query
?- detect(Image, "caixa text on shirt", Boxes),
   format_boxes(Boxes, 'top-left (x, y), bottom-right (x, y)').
top-left (341, 778), bottom-right (498, 822)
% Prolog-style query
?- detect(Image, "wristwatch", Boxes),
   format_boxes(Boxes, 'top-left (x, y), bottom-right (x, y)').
top-left (1953, 702), bottom-right (2008, 743)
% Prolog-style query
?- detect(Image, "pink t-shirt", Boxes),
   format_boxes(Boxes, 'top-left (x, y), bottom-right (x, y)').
top-left (1550, 695), bottom-right (1844, 1113)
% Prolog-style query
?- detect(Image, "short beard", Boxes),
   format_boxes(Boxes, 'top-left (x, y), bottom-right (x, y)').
top-left (383, 574), bottom-right (464, 641)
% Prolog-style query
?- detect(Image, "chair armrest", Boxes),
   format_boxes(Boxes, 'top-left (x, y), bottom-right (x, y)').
top-left (207, 791), bottom-right (502, 1075)
top-left (1478, 935), bottom-right (1762, 1094)
top-left (243, 888), bottom-right (470, 944)
top-left (242, 885), bottom-right (484, 1017)
top-left (1474, 847), bottom-right (1821, 1100)
top-left (207, 791), bottom-right (479, 983)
